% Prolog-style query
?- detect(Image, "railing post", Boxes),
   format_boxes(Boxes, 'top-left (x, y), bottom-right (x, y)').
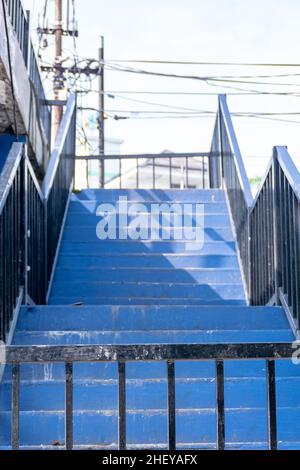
top-left (266, 360), bottom-right (277, 450)
top-left (247, 206), bottom-right (252, 304)
top-left (216, 360), bottom-right (225, 450)
top-left (23, 151), bottom-right (29, 304)
top-left (218, 98), bottom-right (224, 189)
top-left (65, 362), bottom-right (73, 450)
top-left (272, 147), bottom-right (281, 305)
top-left (167, 360), bottom-right (176, 450)
top-left (118, 361), bottom-right (126, 450)
top-left (136, 158), bottom-right (139, 189)
top-left (44, 200), bottom-right (48, 297)
top-left (12, 363), bottom-right (20, 450)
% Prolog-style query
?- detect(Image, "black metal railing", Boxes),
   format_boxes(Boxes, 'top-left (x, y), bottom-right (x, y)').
top-left (3, 0), bottom-right (51, 150)
top-left (250, 147), bottom-right (300, 328)
top-left (0, 94), bottom-right (76, 342)
top-left (5, 342), bottom-right (293, 450)
top-left (210, 96), bottom-right (253, 293)
top-left (43, 94), bottom-right (76, 288)
top-left (76, 152), bottom-right (209, 189)
top-left (25, 158), bottom-right (46, 305)
top-left (0, 144), bottom-right (24, 342)
top-left (275, 147), bottom-right (300, 329)
top-left (4, 0), bottom-right (29, 63)
top-left (250, 159), bottom-right (275, 306)
top-left (211, 95), bottom-right (300, 331)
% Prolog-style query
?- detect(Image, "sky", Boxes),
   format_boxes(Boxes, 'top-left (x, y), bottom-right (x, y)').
top-left (23, 0), bottom-right (300, 178)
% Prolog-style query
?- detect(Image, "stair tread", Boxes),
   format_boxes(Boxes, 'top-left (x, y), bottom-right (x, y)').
top-left (17, 305), bottom-right (290, 331)
top-left (0, 408), bottom-right (300, 446)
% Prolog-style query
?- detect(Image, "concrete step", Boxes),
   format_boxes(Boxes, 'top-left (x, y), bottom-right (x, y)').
top-left (12, 329), bottom-right (293, 346)
top-left (65, 213), bottom-right (232, 227)
top-left (52, 268), bottom-right (243, 284)
top-left (62, 227), bottom-right (235, 243)
top-left (3, 359), bottom-right (299, 384)
top-left (68, 201), bottom-right (228, 214)
top-left (71, 189), bottom-right (226, 203)
top-left (49, 281), bottom-right (245, 301)
top-left (59, 241), bottom-right (237, 255)
top-left (56, 254), bottom-right (240, 269)
top-left (17, 306), bottom-right (289, 332)
top-left (2, 377), bottom-right (300, 412)
top-left (0, 407), bottom-right (299, 447)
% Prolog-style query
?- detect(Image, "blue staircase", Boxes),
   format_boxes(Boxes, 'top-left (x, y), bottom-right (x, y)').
top-left (50, 189), bottom-right (245, 306)
top-left (0, 188), bottom-right (298, 449)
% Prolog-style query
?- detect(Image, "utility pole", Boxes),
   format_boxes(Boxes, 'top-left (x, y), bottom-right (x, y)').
top-left (99, 36), bottom-right (105, 188)
top-left (53, 0), bottom-right (63, 138)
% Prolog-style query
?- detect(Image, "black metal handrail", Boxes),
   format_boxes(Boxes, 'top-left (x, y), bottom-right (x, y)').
top-left (25, 158), bottom-right (46, 305)
top-left (4, 341), bottom-right (293, 451)
top-left (250, 158), bottom-right (275, 305)
top-left (250, 146), bottom-right (300, 329)
top-left (76, 152), bottom-right (209, 190)
top-left (211, 96), bottom-right (300, 331)
top-left (3, 0), bottom-right (51, 149)
top-left (209, 95), bottom-right (253, 295)
top-left (0, 94), bottom-right (76, 342)
top-left (0, 144), bottom-right (24, 343)
top-left (43, 94), bottom-right (76, 291)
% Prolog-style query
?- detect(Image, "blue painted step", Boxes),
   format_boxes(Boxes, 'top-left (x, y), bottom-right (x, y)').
top-left (56, 254), bottom-right (240, 269)
top-left (59, 241), bottom-right (237, 255)
top-left (49, 282), bottom-right (245, 300)
top-left (71, 189), bottom-right (226, 203)
top-left (62, 226), bottom-right (235, 242)
top-left (50, 298), bottom-right (247, 306)
top-left (2, 359), bottom-right (298, 383)
top-left (53, 268), bottom-right (243, 284)
top-left (17, 306), bottom-right (290, 331)
top-left (15, 305), bottom-right (293, 344)
top-left (12, 329), bottom-right (293, 345)
top-left (69, 201), bottom-right (228, 214)
top-left (1, 408), bottom-right (300, 448)
top-left (2, 376), bottom-right (300, 412)
top-left (65, 212), bottom-right (232, 227)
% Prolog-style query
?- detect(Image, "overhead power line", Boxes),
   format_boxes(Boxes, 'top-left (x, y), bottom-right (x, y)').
top-left (104, 63), bottom-right (300, 88)
top-left (105, 59), bottom-right (300, 67)
top-left (94, 90), bottom-right (300, 96)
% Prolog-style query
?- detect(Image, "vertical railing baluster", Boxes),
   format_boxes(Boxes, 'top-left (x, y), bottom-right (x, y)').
top-left (118, 361), bottom-right (126, 450)
top-left (216, 360), bottom-right (225, 450)
top-left (12, 363), bottom-right (20, 450)
top-left (136, 158), bottom-right (139, 189)
top-left (153, 159), bottom-right (156, 189)
top-left (167, 360), bottom-right (176, 450)
top-left (294, 198), bottom-right (300, 328)
top-left (185, 157), bottom-right (188, 188)
top-left (65, 362), bottom-right (73, 450)
top-left (169, 157), bottom-right (172, 188)
top-left (202, 156), bottom-right (205, 188)
top-left (266, 360), bottom-right (277, 450)
top-left (119, 159), bottom-right (122, 189)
